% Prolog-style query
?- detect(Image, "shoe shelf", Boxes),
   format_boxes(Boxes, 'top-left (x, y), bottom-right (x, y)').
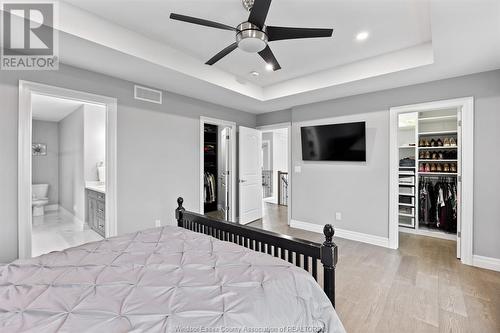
top-left (418, 130), bottom-right (458, 136)
top-left (399, 145), bottom-right (416, 149)
top-left (419, 172), bottom-right (458, 176)
top-left (398, 203), bottom-right (414, 207)
top-left (418, 159), bottom-right (458, 162)
top-left (418, 146), bottom-right (457, 150)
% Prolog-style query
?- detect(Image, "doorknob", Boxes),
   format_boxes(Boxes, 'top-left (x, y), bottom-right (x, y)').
top-left (239, 179), bottom-right (247, 183)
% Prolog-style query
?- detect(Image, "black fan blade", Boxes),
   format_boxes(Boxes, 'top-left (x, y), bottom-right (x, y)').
top-left (258, 45), bottom-right (281, 71)
top-left (248, 0), bottom-right (272, 29)
top-left (170, 13), bottom-right (236, 32)
top-left (266, 26), bottom-right (333, 42)
top-left (206, 43), bottom-right (238, 65)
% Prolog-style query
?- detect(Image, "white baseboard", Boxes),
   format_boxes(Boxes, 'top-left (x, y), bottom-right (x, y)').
top-left (472, 255), bottom-right (500, 272)
top-left (290, 219), bottom-right (390, 248)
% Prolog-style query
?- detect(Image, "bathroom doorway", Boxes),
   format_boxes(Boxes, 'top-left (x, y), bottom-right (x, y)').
top-left (18, 81), bottom-right (117, 259)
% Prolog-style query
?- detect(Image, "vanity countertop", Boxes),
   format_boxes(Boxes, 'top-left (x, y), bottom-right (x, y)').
top-left (85, 182), bottom-right (106, 194)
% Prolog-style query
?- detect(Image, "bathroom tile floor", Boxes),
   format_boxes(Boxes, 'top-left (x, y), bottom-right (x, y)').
top-left (32, 209), bottom-right (103, 257)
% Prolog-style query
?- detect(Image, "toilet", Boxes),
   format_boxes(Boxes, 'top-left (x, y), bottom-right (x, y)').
top-left (32, 184), bottom-right (49, 217)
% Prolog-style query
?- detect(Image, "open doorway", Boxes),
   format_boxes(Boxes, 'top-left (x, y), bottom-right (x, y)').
top-left (18, 81), bottom-right (117, 259)
top-left (200, 117), bottom-right (236, 222)
top-left (31, 95), bottom-right (106, 257)
top-left (259, 126), bottom-right (290, 227)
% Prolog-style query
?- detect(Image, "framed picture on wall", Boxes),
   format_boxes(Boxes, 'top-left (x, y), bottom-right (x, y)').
top-left (32, 143), bottom-right (47, 156)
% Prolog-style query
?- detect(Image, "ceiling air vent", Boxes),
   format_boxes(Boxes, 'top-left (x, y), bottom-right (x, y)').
top-left (134, 85), bottom-right (163, 104)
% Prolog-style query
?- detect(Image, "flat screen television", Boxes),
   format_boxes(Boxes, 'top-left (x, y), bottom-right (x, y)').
top-left (301, 122), bottom-right (366, 161)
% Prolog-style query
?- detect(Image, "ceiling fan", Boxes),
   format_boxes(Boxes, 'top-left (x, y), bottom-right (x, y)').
top-left (170, 0), bottom-right (334, 71)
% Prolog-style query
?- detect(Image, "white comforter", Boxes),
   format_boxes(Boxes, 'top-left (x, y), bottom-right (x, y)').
top-left (0, 226), bottom-right (345, 332)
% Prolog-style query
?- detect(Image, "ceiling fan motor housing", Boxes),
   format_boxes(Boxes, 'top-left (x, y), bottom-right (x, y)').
top-left (242, 0), bottom-right (254, 11)
top-left (236, 22), bottom-right (268, 53)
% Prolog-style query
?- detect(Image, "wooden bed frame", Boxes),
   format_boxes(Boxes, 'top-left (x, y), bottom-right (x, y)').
top-left (175, 197), bottom-right (338, 307)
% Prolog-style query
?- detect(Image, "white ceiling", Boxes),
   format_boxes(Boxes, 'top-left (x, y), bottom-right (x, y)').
top-left (32, 94), bottom-right (84, 122)
top-left (63, 0), bottom-right (431, 87)
top-left (49, 0), bottom-right (500, 113)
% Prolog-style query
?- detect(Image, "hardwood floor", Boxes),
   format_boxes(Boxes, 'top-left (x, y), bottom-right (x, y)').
top-left (249, 204), bottom-right (500, 333)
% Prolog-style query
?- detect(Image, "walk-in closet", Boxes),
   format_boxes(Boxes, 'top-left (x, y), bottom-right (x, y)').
top-left (395, 102), bottom-right (468, 257)
top-left (203, 122), bottom-right (233, 221)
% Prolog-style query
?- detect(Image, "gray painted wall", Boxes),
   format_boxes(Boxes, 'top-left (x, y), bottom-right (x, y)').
top-left (32, 120), bottom-right (59, 205)
top-left (84, 104), bottom-right (106, 182)
top-left (0, 64), bottom-right (256, 263)
top-left (257, 69), bottom-right (500, 260)
top-left (292, 111), bottom-right (389, 238)
top-left (58, 106), bottom-right (85, 221)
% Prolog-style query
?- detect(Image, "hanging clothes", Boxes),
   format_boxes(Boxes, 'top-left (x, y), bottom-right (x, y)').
top-left (419, 177), bottom-right (457, 233)
top-left (204, 172), bottom-right (216, 203)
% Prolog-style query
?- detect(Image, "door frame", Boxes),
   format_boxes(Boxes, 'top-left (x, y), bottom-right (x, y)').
top-left (256, 122), bottom-right (292, 226)
top-left (389, 97), bottom-right (474, 265)
top-left (18, 80), bottom-right (118, 259)
top-left (199, 116), bottom-right (237, 222)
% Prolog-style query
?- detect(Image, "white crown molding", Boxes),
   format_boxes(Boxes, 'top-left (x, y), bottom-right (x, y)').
top-left (290, 220), bottom-right (390, 248)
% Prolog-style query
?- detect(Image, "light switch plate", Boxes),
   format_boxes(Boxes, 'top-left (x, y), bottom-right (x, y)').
top-left (335, 212), bottom-right (342, 221)
top-left (295, 166), bottom-right (302, 173)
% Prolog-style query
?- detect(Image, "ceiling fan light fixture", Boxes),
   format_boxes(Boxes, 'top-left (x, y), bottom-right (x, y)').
top-left (250, 71), bottom-right (260, 76)
top-left (236, 22), bottom-right (268, 53)
top-left (265, 63), bottom-right (274, 71)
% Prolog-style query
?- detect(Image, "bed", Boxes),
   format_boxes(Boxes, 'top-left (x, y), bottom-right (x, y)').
top-left (0, 198), bottom-right (344, 332)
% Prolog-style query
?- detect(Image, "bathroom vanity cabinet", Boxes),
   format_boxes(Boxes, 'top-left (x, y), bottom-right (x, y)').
top-left (86, 189), bottom-right (105, 237)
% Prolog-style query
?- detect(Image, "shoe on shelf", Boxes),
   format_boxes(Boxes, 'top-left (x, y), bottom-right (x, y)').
top-left (449, 137), bottom-right (457, 146)
top-left (443, 138), bottom-right (450, 146)
top-left (419, 163), bottom-right (425, 172)
top-left (419, 151), bottom-right (425, 159)
top-left (432, 152), bottom-right (438, 160)
top-left (443, 163), bottom-right (450, 173)
top-left (430, 139), bottom-right (436, 147)
top-left (425, 163), bottom-right (431, 172)
top-left (438, 152), bottom-right (444, 160)
top-left (419, 138), bottom-right (426, 147)
top-left (425, 151), bottom-right (431, 159)
top-left (436, 164), bottom-right (443, 172)
top-left (450, 163), bottom-right (457, 173)
top-left (424, 139), bottom-right (431, 147)
top-left (430, 163), bottom-right (437, 172)
top-left (437, 138), bottom-right (443, 146)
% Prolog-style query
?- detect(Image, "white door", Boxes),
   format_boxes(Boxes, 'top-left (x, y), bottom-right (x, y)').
top-left (456, 109), bottom-right (462, 259)
top-left (221, 127), bottom-right (231, 221)
top-left (239, 126), bottom-right (263, 224)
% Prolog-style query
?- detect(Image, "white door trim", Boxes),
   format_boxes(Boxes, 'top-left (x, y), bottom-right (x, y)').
top-left (199, 116), bottom-right (237, 222)
top-left (389, 97), bottom-right (474, 265)
top-left (256, 122), bottom-right (292, 226)
top-left (18, 80), bottom-right (118, 259)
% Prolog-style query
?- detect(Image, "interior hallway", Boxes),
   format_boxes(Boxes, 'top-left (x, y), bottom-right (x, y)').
top-left (32, 209), bottom-right (103, 257)
top-left (248, 210), bottom-right (500, 333)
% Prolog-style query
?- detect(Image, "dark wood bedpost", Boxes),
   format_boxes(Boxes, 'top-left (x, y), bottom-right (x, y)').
top-left (176, 197), bottom-right (185, 227)
top-left (321, 224), bottom-right (338, 308)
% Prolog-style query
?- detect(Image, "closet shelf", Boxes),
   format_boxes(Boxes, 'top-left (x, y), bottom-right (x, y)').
top-left (419, 172), bottom-right (458, 176)
top-left (398, 213), bottom-right (414, 218)
top-left (399, 145), bottom-right (416, 149)
top-left (418, 159), bottom-right (458, 162)
top-left (418, 146), bottom-right (458, 150)
top-left (398, 193), bottom-right (415, 197)
top-left (398, 203), bottom-right (414, 207)
top-left (418, 115), bottom-right (457, 122)
top-left (418, 130), bottom-right (458, 136)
